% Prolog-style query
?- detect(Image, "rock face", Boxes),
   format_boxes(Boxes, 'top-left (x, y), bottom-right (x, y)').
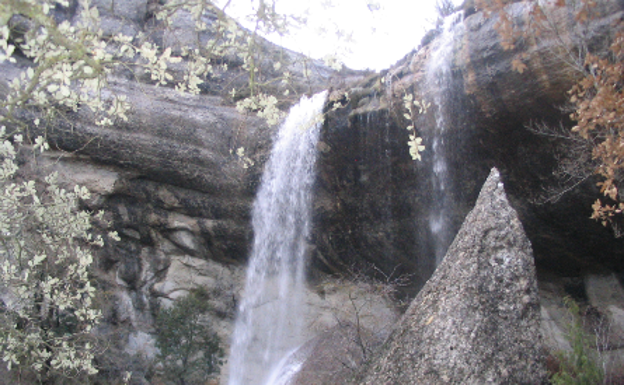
top-left (3, 0), bottom-right (624, 383)
top-left (0, 1), bottom-right (355, 382)
top-left (359, 168), bottom-right (546, 385)
top-left (314, 1), bottom-right (624, 296)
top-left (315, 101), bottom-right (434, 295)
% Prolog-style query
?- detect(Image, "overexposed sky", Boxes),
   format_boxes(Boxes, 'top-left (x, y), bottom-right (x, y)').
top-left (219, 0), bottom-right (463, 71)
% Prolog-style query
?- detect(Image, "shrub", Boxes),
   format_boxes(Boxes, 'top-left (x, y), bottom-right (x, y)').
top-left (476, 0), bottom-right (624, 236)
top-left (550, 297), bottom-right (604, 385)
top-left (154, 287), bottom-right (224, 385)
top-left (0, 128), bottom-right (112, 383)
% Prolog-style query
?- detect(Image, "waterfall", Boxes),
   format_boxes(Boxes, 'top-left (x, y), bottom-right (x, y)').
top-left (228, 91), bottom-right (328, 385)
top-left (426, 12), bottom-right (465, 265)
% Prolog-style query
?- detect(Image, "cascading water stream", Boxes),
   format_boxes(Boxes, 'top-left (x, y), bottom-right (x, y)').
top-left (426, 12), bottom-right (465, 265)
top-left (228, 91), bottom-right (328, 385)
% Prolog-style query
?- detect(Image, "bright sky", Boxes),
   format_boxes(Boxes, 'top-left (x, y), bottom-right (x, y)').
top-left (219, 0), bottom-right (463, 71)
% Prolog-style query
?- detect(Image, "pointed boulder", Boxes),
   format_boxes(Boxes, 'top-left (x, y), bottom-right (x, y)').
top-left (359, 168), bottom-right (546, 384)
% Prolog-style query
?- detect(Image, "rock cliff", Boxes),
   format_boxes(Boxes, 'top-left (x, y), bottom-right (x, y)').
top-left (0, 0), bottom-right (356, 382)
top-left (315, 0), bottom-right (624, 290)
top-left (2, 0), bottom-right (624, 383)
top-left (313, 2), bottom-right (624, 381)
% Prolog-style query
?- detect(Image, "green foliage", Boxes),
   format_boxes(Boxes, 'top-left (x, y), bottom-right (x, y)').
top-left (0, 127), bottom-right (116, 382)
top-left (0, 0), bottom-right (181, 131)
top-left (550, 297), bottom-right (604, 385)
top-left (0, 0), bottom-right (307, 133)
top-left (236, 92), bottom-right (285, 126)
top-left (0, 1), bottom-right (130, 381)
top-left (401, 92), bottom-right (428, 161)
top-left (154, 288), bottom-right (224, 385)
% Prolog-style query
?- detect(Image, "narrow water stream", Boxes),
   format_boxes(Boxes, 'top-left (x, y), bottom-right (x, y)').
top-left (426, 12), bottom-right (465, 265)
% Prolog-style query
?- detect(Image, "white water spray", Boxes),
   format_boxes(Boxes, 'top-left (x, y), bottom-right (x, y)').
top-left (228, 91), bottom-right (328, 385)
top-left (426, 12), bottom-right (465, 265)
